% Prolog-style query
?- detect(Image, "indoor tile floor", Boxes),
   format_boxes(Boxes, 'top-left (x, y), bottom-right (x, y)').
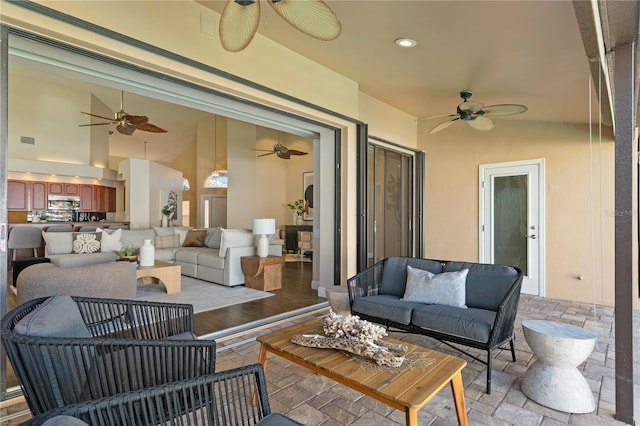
top-left (2, 294), bottom-right (638, 425)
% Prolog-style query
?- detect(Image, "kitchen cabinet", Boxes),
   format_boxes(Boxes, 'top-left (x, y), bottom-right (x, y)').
top-left (79, 184), bottom-right (94, 211)
top-left (30, 182), bottom-right (47, 211)
top-left (94, 185), bottom-right (106, 212)
top-left (48, 182), bottom-right (64, 195)
top-left (64, 183), bottom-right (79, 196)
top-left (106, 187), bottom-right (116, 212)
top-left (8, 180), bottom-right (29, 211)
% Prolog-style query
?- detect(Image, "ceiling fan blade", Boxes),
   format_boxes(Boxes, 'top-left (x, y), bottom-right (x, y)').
top-left (79, 122), bottom-right (113, 127)
top-left (219, 0), bottom-right (261, 52)
top-left (482, 104), bottom-right (528, 116)
top-left (122, 114), bottom-right (149, 125)
top-left (468, 116), bottom-right (494, 131)
top-left (134, 122), bottom-right (167, 133)
top-left (269, 0), bottom-right (341, 41)
top-left (287, 149), bottom-right (308, 156)
top-left (81, 112), bottom-right (115, 122)
top-left (116, 124), bottom-right (136, 136)
top-left (257, 152), bottom-right (276, 157)
top-left (251, 148), bottom-right (275, 152)
top-left (277, 151), bottom-right (291, 159)
top-left (421, 113), bottom-right (458, 120)
top-left (429, 118), bottom-right (459, 134)
top-left (458, 101), bottom-right (484, 113)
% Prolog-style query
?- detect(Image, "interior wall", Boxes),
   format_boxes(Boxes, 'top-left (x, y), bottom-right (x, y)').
top-left (8, 69), bottom-right (91, 164)
top-left (171, 140), bottom-right (197, 227)
top-left (420, 120), bottom-right (616, 306)
top-left (88, 94), bottom-right (110, 168)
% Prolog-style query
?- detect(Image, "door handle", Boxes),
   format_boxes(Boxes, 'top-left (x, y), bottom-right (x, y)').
top-left (523, 234), bottom-right (537, 239)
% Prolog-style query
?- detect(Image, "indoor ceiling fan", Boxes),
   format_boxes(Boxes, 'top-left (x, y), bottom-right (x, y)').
top-left (79, 91), bottom-right (167, 135)
top-left (427, 91), bottom-right (528, 134)
top-left (219, 0), bottom-right (341, 52)
top-left (252, 143), bottom-right (308, 159)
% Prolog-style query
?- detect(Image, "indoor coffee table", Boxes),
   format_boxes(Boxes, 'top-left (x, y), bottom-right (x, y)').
top-left (257, 317), bottom-right (468, 426)
top-left (136, 260), bottom-right (181, 294)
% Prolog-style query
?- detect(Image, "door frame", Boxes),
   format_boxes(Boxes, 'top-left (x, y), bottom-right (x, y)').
top-left (479, 158), bottom-right (545, 296)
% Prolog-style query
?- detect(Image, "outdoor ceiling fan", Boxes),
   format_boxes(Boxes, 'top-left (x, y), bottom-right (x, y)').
top-left (79, 91), bottom-right (167, 135)
top-left (426, 91), bottom-right (528, 134)
top-left (252, 143), bottom-right (308, 159)
top-left (219, 0), bottom-right (341, 52)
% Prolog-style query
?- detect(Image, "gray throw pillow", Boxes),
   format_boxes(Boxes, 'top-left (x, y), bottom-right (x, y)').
top-left (402, 265), bottom-right (469, 308)
top-left (204, 227), bottom-right (223, 249)
top-left (14, 295), bottom-right (91, 337)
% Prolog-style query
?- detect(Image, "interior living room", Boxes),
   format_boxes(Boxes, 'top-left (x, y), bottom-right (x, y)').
top-left (1, 1), bottom-right (638, 424)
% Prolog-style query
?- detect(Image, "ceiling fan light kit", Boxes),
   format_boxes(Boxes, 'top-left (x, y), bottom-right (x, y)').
top-left (220, 0), bottom-right (341, 52)
top-left (427, 91), bottom-right (528, 135)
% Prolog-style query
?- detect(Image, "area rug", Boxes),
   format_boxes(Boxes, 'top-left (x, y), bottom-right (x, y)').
top-left (136, 276), bottom-right (274, 313)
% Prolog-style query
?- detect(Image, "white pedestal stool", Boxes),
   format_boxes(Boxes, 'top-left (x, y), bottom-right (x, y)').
top-left (521, 320), bottom-right (596, 413)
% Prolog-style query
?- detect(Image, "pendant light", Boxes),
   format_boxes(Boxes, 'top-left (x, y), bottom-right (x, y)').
top-left (203, 136), bottom-right (227, 188)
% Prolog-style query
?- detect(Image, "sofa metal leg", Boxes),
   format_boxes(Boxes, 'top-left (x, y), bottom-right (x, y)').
top-left (509, 338), bottom-right (516, 362)
top-left (486, 350), bottom-right (492, 394)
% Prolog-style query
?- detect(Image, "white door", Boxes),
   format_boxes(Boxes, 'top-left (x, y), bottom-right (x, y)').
top-left (479, 159), bottom-right (544, 295)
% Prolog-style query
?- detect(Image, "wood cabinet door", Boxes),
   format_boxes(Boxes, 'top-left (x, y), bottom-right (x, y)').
top-left (48, 182), bottom-right (64, 195)
top-left (64, 183), bottom-right (79, 196)
top-left (94, 186), bottom-right (107, 212)
top-left (80, 184), bottom-right (94, 211)
top-left (106, 187), bottom-right (117, 212)
top-left (7, 180), bottom-right (29, 211)
top-left (31, 182), bottom-right (48, 211)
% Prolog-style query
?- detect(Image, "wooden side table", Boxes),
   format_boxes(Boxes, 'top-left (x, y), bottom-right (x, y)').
top-left (240, 255), bottom-right (284, 291)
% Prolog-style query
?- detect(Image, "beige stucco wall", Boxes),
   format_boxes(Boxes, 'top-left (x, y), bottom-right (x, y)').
top-left (420, 119), bottom-right (617, 305)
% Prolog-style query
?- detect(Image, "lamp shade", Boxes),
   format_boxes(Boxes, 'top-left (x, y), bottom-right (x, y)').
top-left (252, 218), bottom-right (276, 235)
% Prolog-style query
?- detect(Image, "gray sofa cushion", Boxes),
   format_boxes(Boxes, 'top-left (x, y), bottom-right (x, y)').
top-left (443, 262), bottom-right (519, 311)
top-left (174, 247), bottom-right (209, 263)
top-left (197, 250), bottom-right (225, 269)
top-left (49, 252), bottom-right (115, 267)
top-left (411, 304), bottom-right (497, 343)
top-left (380, 257), bottom-right (443, 297)
top-left (120, 229), bottom-right (156, 248)
top-left (14, 295), bottom-right (90, 338)
top-left (351, 295), bottom-right (422, 325)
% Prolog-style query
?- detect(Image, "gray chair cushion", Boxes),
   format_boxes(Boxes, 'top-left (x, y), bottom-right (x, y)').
top-left (42, 415), bottom-right (90, 425)
top-left (380, 257), bottom-right (443, 297)
top-left (411, 304), bottom-right (497, 343)
top-left (14, 295), bottom-right (90, 338)
top-left (443, 262), bottom-right (519, 311)
top-left (351, 295), bottom-right (421, 325)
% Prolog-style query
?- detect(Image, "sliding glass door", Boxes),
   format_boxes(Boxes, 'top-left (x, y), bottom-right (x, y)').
top-left (366, 142), bottom-right (414, 266)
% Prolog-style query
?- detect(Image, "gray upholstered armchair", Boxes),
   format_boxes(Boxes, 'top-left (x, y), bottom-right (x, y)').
top-left (1, 296), bottom-right (217, 416)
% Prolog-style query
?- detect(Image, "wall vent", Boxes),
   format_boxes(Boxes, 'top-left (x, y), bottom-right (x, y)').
top-left (20, 136), bottom-right (35, 144)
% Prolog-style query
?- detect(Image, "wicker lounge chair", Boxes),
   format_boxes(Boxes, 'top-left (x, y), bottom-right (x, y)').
top-left (22, 364), bottom-right (302, 426)
top-left (1, 296), bottom-right (217, 416)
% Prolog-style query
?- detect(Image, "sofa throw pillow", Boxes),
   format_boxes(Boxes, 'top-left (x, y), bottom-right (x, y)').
top-left (14, 295), bottom-right (91, 337)
top-left (42, 231), bottom-right (73, 255)
top-left (204, 227), bottom-right (223, 249)
top-left (153, 226), bottom-right (175, 237)
top-left (72, 232), bottom-right (102, 254)
top-left (402, 265), bottom-right (469, 308)
top-left (155, 234), bottom-right (181, 249)
top-left (98, 227), bottom-right (122, 252)
top-left (173, 227), bottom-right (193, 246)
top-left (219, 229), bottom-right (255, 258)
top-left (182, 229), bottom-right (206, 247)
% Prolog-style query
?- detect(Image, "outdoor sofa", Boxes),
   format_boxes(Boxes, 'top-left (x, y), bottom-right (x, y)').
top-left (347, 256), bottom-right (523, 394)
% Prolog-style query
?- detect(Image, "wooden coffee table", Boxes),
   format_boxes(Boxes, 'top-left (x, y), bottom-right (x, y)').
top-left (257, 318), bottom-right (468, 425)
top-left (136, 261), bottom-right (181, 294)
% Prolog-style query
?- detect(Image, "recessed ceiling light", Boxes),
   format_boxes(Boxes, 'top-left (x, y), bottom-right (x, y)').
top-left (395, 38), bottom-right (417, 48)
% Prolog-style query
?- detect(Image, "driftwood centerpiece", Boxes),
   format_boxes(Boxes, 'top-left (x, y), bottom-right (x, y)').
top-left (291, 311), bottom-right (408, 367)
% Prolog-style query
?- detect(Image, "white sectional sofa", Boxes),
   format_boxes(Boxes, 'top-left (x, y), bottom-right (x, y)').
top-left (41, 226), bottom-right (282, 287)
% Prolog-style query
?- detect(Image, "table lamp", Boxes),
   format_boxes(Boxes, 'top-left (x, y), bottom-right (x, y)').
top-left (253, 218), bottom-right (276, 258)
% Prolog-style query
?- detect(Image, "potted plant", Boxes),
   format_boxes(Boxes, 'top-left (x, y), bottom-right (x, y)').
top-left (113, 245), bottom-right (140, 262)
top-left (287, 199), bottom-right (305, 225)
top-left (161, 204), bottom-right (171, 227)
top-left (38, 212), bottom-right (48, 222)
